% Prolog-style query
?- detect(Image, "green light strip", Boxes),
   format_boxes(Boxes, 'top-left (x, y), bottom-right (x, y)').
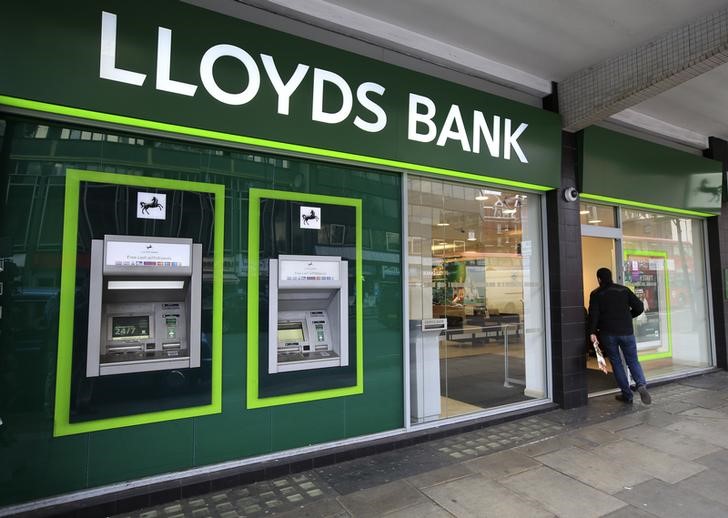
top-left (0, 95), bottom-right (552, 192)
top-left (246, 188), bottom-right (364, 408)
top-left (53, 169), bottom-right (225, 436)
top-left (623, 249), bottom-right (672, 362)
top-left (581, 193), bottom-right (715, 218)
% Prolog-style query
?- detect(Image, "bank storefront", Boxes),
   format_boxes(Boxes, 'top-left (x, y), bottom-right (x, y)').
top-left (2, 0), bottom-right (725, 512)
top-left (0, 0), bottom-right (563, 509)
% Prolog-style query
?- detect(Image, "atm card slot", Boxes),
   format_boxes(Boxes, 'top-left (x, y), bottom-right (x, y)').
top-left (162, 342), bottom-right (181, 349)
top-left (278, 344), bottom-right (300, 353)
top-left (108, 344), bottom-right (143, 352)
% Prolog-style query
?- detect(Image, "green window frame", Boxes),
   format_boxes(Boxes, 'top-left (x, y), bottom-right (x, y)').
top-left (53, 169), bottom-right (225, 437)
top-left (246, 188), bottom-right (364, 408)
top-left (623, 249), bottom-right (672, 361)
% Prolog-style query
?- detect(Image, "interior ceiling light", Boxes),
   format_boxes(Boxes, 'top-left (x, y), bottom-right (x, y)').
top-left (431, 242), bottom-right (460, 251)
top-left (579, 210), bottom-right (590, 215)
top-left (587, 206), bottom-right (599, 223)
top-left (475, 189), bottom-right (501, 200)
top-left (467, 231), bottom-right (476, 241)
top-left (436, 222), bottom-right (450, 226)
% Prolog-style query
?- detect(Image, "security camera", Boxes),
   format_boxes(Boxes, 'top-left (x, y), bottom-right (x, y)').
top-left (563, 187), bottom-right (579, 202)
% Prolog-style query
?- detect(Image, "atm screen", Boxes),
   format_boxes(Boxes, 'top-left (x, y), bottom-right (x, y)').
top-left (111, 315), bottom-right (150, 340)
top-left (278, 322), bottom-right (304, 342)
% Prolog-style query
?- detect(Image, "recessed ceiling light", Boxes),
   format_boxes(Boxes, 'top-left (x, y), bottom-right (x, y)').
top-left (476, 189), bottom-right (501, 200)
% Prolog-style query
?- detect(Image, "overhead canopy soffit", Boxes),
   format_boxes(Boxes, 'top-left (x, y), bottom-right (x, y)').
top-left (208, 0), bottom-right (728, 147)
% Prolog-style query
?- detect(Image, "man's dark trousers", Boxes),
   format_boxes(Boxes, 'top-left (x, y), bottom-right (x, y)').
top-left (600, 334), bottom-right (646, 400)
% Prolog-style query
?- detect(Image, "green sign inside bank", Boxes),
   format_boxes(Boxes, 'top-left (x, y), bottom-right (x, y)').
top-left (1, 0), bottom-right (561, 188)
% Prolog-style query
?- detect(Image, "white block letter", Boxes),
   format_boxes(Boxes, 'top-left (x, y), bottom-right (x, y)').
top-left (200, 44), bottom-right (260, 105)
top-left (408, 93), bottom-right (437, 143)
top-left (504, 119), bottom-right (528, 163)
top-left (312, 68), bottom-right (353, 124)
top-left (261, 54), bottom-right (309, 115)
top-left (472, 111), bottom-right (500, 157)
top-left (354, 82), bottom-right (387, 133)
top-left (156, 27), bottom-right (197, 96)
top-left (99, 11), bottom-right (146, 86)
top-left (436, 104), bottom-right (471, 152)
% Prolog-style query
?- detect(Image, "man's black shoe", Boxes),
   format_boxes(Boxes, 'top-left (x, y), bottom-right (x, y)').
top-left (637, 385), bottom-right (652, 405)
top-left (615, 394), bottom-right (633, 404)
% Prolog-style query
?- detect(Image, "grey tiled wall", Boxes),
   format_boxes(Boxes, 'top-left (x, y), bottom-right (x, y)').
top-left (705, 137), bottom-right (728, 370)
top-left (546, 131), bottom-right (589, 408)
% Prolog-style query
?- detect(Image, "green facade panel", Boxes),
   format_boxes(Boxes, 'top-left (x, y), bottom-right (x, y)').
top-left (0, 117), bottom-right (403, 507)
top-left (87, 420), bottom-right (195, 487)
top-left (1, 0), bottom-right (561, 190)
top-left (580, 126), bottom-right (723, 215)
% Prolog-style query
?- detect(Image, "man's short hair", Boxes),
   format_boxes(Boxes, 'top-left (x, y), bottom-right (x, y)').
top-left (596, 267), bottom-right (613, 284)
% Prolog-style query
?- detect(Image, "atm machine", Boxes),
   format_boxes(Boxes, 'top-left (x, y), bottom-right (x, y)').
top-left (268, 255), bottom-right (348, 373)
top-left (86, 235), bottom-right (202, 376)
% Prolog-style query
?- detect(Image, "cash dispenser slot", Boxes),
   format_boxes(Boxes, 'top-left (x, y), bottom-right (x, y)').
top-left (86, 235), bottom-right (202, 377)
top-left (268, 255), bottom-right (349, 373)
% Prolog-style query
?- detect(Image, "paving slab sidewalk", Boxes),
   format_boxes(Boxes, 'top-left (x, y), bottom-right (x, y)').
top-left (117, 371), bottom-right (728, 518)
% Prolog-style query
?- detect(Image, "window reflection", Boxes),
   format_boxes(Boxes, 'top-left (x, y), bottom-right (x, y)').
top-left (621, 209), bottom-right (711, 377)
top-left (408, 177), bottom-right (546, 423)
top-left (579, 202), bottom-right (617, 227)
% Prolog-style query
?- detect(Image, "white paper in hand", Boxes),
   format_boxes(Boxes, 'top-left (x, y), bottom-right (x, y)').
top-left (593, 340), bottom-right (609, 374)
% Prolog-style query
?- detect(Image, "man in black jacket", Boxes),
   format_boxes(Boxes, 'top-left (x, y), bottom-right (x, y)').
top-left (588, 267), bottom-right (652, 404)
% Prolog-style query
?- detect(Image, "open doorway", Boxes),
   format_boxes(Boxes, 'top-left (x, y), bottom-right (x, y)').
top-left (581, 236), bottom-right (621, 394)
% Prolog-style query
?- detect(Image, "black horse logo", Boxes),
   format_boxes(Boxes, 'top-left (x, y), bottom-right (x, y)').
top-left (301, 209), bottom-right (319, 226)
top-left (698, 179), bottom-right (721, 203)
top-left (140, 196), bottom-right (164, 215)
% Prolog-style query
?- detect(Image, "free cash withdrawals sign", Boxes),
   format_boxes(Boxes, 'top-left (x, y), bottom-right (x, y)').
top-left (0, 0), bottom-right (561, 189)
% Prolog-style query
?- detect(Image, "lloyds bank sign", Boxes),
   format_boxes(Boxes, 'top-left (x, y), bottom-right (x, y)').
top-left (1, 0), bottom-right (561, 188)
